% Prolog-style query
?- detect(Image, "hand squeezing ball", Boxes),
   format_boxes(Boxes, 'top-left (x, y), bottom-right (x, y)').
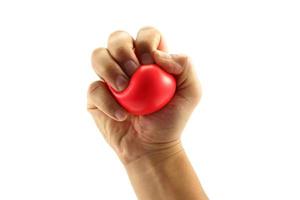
top-left (108, 64), bottom-right (176, 115)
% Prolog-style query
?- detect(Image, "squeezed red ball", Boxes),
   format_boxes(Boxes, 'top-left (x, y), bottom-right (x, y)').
top-left (108, 64), bottom-right (176, 115)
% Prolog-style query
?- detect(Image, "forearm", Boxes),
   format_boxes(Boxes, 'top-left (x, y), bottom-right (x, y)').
top-left (125, 143), bottom-right (208, 200)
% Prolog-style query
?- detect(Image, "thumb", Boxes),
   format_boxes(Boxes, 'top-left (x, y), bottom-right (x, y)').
top-left (153, 50), bottom-right (187, 75)
top-left (153, 50), bottom-right (202, 103)
top-left (153, 50), bottom-right (197, 86)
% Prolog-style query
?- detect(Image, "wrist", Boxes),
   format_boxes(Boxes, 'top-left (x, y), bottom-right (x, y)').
top-left (125, 141), bottom-right (186, 179)
top-left (124, 142), bottom-right (208, 200)
top-left (124, 140), bottom-right (183, 174)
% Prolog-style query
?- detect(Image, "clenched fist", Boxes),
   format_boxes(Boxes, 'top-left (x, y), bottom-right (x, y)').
top-left (87, 27), bottom-right (201, 165)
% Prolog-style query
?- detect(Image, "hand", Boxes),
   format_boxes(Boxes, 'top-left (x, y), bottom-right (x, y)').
top-left (87, 27), bottom-right (201, 165)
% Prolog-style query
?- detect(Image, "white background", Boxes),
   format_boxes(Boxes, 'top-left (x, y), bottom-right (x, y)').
top-left (0, 0), bottom-right (299, 199)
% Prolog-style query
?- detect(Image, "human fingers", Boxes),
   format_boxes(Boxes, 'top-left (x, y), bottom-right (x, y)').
top-left (87, 81), bottom-right (128, 121)
top-left (91, 48), bottom-right (129, 91)
top-left (107, 31), bottom-right (140, 76)
top-left (135, 26), bottom-right (166, 64)
top-left (153, 50), bottom-right (202, 103)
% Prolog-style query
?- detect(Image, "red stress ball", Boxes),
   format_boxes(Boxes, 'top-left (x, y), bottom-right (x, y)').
top-left (108, 64), bottom-right (176, 115)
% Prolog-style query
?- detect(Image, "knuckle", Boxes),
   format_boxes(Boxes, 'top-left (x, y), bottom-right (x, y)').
top-left (174, 54), bottom-right (191, 72)
top-left (91, 48), bottom-right (112, 75)
top-left (108, 30), bottom-right (131, 43)
top-left (86, 102), bottom-right (96, 113)
top-left (137, 27), bottom-right (161, 52)
top-left (139, 26), bottom-right (159, 34)
top-left (87, 81), bottom-right (102, 96)
top-left (91, 48), bottom-right (107, 61)
top-left (179, 54), bottom-right (190, 67)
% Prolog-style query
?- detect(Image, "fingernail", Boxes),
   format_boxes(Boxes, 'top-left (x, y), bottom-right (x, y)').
top-left (115, 110), bottom-right (128, 121)
top-left (115, 75), bottom-right (128, 91)
top-left (124, 60), bottom-right (138, 76)
top-left (155, 51), bottom-right (183, 73)
top-left (141, 53), bottom-right (154, 64)
top-left (156, 50), bottom-right (171, 59)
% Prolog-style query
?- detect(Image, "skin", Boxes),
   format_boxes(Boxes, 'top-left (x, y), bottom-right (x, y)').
top-left (87, 27), bottom-right (208, 200)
